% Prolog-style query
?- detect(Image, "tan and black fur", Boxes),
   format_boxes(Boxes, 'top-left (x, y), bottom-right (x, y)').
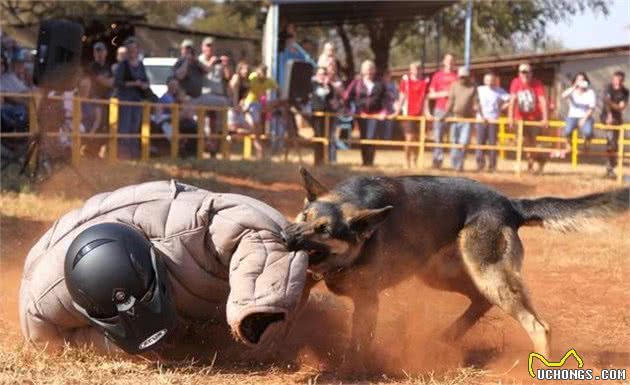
top-left (282, 168), bottom-right (629, 367)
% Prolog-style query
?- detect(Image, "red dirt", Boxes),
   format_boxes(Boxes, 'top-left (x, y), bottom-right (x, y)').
top-left (1, 161), bottom-right (629, 384)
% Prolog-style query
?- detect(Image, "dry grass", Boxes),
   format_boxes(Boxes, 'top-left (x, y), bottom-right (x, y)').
top-left (1, 150), bottom-right (629, 385)
top-left (0, 340), bottom-right (314, 385)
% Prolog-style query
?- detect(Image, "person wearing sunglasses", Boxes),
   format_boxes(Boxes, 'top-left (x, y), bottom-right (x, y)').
top-left (508, 63), bottom-right (549, 174)
top-left (19, 180), bottom-right (307, 356)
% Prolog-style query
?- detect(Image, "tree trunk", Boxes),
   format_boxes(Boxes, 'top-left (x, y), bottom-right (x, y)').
top-left (367, 19), bottom-right (397, 76)
top-left (336, 23), bottom-right (355, 81)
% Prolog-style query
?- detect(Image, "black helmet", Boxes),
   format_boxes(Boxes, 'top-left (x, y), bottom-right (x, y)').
top-left (64, 222), bottom-right (176, 354)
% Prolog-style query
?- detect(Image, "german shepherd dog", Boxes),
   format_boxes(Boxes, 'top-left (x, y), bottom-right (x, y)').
top-left (282, 168), bottom-right (629, 368)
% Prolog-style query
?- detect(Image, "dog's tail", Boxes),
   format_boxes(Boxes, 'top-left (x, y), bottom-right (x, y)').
top-left (512, 187), bottom-right (629, 232)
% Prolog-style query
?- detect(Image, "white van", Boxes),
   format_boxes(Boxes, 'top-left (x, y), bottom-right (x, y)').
top-left (143, 57), bottom-right (177, 99)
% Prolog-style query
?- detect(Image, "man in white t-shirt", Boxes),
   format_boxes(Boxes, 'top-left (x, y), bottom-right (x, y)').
top-left (476, 73), bottom-right (509, 171)
top-left (561, 72), bottom-right (596, 151)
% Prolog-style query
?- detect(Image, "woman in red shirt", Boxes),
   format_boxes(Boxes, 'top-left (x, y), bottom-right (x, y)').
top-left (397, 61), bottom-right (430, 169)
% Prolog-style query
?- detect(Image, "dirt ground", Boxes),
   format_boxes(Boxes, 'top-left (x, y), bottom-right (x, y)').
top-left (1, 151), bottom-right (629, 385)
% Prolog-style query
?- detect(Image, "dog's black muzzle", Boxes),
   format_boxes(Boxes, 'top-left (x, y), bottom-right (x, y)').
top-left (281, 225), bottom-right (330, 266)
top-left (280, 229), bottom-right (299, 251)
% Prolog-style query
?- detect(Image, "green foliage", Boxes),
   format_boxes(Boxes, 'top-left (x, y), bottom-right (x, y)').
top-left (437, 0), bottom-right (609, 49)
top-left (362, 0), bottom-right (610, 71)
top-left (191, 1), bottom-right (258, 37)
top-left (0, 0), bottom-right (134, 25)
top-left (1, 0), bottom-right (612, 72)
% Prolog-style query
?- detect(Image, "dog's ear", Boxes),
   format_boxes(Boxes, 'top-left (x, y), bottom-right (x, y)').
top-left (299, 167), bottom-right (328, 201)
top-left (347, 206), bottom-right (393, 237)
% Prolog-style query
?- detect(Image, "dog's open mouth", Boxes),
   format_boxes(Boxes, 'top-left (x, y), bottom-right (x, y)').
top-left (281, 231), bottom-right (331, 265)
top-left (302, 243), bottom-right (330, 265)
top-left (306, 248), bottom-right (328, 265)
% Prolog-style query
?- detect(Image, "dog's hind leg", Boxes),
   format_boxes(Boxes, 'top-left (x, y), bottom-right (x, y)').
top-left (459, 222), bottom-right (551, 357)
top-left (442, 291), bottom-right (493, 341)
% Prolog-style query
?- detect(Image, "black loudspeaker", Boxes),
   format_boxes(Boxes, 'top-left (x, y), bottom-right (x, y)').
top-left (282, 60), bottom-right (313, 105)
top-left (34, 20), bottom-right (84, 91)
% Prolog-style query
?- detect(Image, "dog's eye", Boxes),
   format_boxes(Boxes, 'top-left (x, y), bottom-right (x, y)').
top-left (316, 224), bottom-right (327, 233)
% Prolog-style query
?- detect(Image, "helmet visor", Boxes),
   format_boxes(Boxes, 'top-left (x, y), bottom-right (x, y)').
top-left (72, 248), bottom-right (177, 354)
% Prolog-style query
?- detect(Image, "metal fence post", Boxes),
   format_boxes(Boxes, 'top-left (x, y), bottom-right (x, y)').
top-left (221, 109), bottom-right (230, 160)
top-left (498, 119), bottom-right (506, 160)
top-left (140, 102), bottom-right (151, 161)
top-left (419, 116), bottom-right (426, 169)
top-left (171, 104), bottom-right (179, 159)
top-left (617, 126), bottom-right (626, 184)
top-left (71, 97), bottom-right (82, 166)
top-left (323, 113), bottom-right (330, 164)
top-left (571, 129), bottom-right (578, 169)
top-left (28, 93), bottom-right (39, 134)
top-left (242, 135), bottom-right (251, 159)
top-left (515, 120), bottom-right (524, 177)
top-left (170, 104), bottom-right (180, 160)
top-left (108, 98), bottom-right (118, 161)
top-left (28, 93), bottom-right (40, 173)
top-left (196, 107), bottom-right (205, 160)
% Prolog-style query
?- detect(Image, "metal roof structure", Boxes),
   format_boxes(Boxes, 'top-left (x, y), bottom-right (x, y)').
top-left (271, 0), bottom-right (456, 26)
top-left (263, 0), bottom-right (458, 81)
top-left (391, 44), bottom-right (630, 75)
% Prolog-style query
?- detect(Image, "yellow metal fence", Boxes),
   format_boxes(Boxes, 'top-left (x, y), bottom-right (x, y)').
top-left (1, 92), bottom-right (629, 184)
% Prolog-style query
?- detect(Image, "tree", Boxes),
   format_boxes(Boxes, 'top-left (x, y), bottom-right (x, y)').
top-left (334, 0), bottom-right (610, 74)
top-left (0, 0), bottom-right (134, 25)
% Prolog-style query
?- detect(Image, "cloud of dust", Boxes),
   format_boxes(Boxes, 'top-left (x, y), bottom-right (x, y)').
top-left (281, 278), bottom-right (511, 378)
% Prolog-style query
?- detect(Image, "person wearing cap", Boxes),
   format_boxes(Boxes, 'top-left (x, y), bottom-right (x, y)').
top-left (198, 37), bottom-right (232, 98)
top-left (508, 63), bottom-right (549, 173)
top-left (428, 53), bottom-right (458, 169)
top-left (90, 42), bottom-right (114, 100)
top-left (1, 53), bottom-right (29, 134)
top-left (195, 36), bottom-right (233, 158)
top-left (560, 72), bottom-right (596, 154)
top-left (173, 39), bottom-right (206, 99)
top-left (436, 66), bottom-right (478, 172)
top-left (11, 48), bottom-right (32, 88)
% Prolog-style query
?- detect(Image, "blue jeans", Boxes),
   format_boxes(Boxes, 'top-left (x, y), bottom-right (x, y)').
top-left (606, 129), bottom-right (620, 169)
top-left (383, 118), bottom-right (395, 141)
top-left (311, 115), bottom-right (337, 165)
top-left (475, 122), bottom-right (497, 170)
top-left (358, 118), bottom-right (381, 166)
top-left (118, 104), bottom-right (142, 159)
top-left (449, 121), bottom-right (471, 170)
top-left (432, 108), bottom-right (448, 166)
top-left (564, 117), bottom-right (594, 139)
top-left (270, 115), bottom-right (285, 155)
top-left (1, 102), bottom-right (28, 132)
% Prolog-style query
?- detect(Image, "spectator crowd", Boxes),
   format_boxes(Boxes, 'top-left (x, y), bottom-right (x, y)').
top-left (1, 29), bottom-right (628, 178)
top-left (301, 44), bottom-right (627, 177)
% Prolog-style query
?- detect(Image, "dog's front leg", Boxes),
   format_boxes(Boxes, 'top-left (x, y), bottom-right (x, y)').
top-left (346, 290), bottom-right (379, 373)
